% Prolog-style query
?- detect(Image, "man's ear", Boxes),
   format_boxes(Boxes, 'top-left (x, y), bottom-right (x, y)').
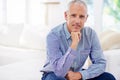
top-left (87, 14), bottom-right (88, 19)
top-left (85, 14), bottom-right (88, 22)
top-left (64, 11), bottom-right (67, 20)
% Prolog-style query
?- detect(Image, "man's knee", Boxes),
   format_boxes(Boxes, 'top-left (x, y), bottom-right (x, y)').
top-left (99, 72), bottom-right (116, 80)
top-left (87, 72), bottom-right (116, 80)
top-left (41, 72), bottom-right (65, 80)
top-left (42, 72), bottom-right (56, 80)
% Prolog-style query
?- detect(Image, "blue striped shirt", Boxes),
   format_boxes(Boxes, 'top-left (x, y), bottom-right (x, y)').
top-left (41, 22), bottom-right (106, 80)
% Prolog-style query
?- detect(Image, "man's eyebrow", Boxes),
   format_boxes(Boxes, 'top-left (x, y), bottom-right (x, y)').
top-left (79, 15), bottom-right (85, 17)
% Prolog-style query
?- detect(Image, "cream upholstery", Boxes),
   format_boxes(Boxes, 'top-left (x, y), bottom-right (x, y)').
top-left (99, 30), bottom-right (120, 80)
top-left (0, 25), bottom-right (119, 80)
top-left (0, 46), bottom-right (46, 80)
top-left (99, 30), bottom-right (120, 50)
top-left (104, 49), bottom-right (120, 80)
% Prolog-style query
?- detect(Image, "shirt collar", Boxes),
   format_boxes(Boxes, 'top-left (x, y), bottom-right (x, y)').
top-left (63, 23), bottom-right (71, 40)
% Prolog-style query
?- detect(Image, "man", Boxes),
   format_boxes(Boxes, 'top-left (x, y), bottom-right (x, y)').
top-left (41, 0), bottom-right (116, 80)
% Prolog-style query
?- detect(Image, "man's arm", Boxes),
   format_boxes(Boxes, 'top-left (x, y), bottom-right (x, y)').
top-left (79, 30), bottom-right (106, 80)
top-left (65, 32), bottom-right (83, 80)
top-left (46, 32), bottom-right (78, 77)
top-left (70, 32), bottom-right (81, 50)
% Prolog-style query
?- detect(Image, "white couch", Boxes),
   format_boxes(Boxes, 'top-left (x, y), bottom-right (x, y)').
top-left (0, 46), bottom-right (120, 80)
top-left (0, 24), bottom-right (48, 80)
top-left (100, 30), bottom-right (120, 80)
top-left (104, 49), bottom-right (120, 80)
top-left (0, 45), bottom-right (46, 80)
top-left (0, 25), bottom-right (120, 80)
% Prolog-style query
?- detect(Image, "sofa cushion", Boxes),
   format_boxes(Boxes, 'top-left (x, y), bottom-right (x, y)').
top-left (104, 49), bottom-right (120, 80)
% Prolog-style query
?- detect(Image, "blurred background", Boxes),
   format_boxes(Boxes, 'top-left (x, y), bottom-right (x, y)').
top-left (0, 0), bottom-right (120, 80)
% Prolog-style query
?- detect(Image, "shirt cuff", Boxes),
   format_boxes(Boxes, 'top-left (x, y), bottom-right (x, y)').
top-left (79, 70), bottom-right (88, 80)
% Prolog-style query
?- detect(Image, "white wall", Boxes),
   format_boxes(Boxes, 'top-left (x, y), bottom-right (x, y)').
top-left (0, 0), bottom-right (105, 50)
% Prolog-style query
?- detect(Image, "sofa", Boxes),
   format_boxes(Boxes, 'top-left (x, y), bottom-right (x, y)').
top-left (0, 24), bottom-right (48, 80)
top-left (0, 25), bottom-right (120, 80)
top-left (99, 30), bottom-right (120, 80)
top-left (0, 46), bottom-right (119, 80)
top-left (0, 45), bottom-right (46, 80)
top-left (104, 49), bottom-right (120, 80)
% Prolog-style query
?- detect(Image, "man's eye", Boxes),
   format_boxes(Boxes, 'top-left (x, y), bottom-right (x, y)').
top-left (71, 14), bottom-right (76, 17)
top-left (79, 16), bottom-right (85, 19)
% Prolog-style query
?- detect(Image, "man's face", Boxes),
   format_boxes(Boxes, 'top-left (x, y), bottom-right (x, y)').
top-left (65, 3), bottom-right (88, 33)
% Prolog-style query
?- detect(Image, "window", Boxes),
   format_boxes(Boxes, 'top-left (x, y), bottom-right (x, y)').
top-left (84, 0), bottom-right (94, 28)
top-left (0, 0), bottom-right (46, 25)
top-left (7, 0), bottom-right (25, 24)
top-left (103, 0), bottom-right (120, 32)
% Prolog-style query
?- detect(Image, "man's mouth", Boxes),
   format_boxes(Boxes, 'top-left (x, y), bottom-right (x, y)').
top-left (73, 25), bottom-right (80, 29)
top-left (72, 25), bottom-right (81, 32)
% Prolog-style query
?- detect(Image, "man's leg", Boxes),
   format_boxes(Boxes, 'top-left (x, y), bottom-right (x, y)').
top-left (41, 72), bottom-right (66, 80)
top-left (87, 72), bottom-right (116, 80)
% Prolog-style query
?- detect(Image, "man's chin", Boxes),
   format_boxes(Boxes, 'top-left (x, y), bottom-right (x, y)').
top-left (72, 29), bottom-right (80, 32)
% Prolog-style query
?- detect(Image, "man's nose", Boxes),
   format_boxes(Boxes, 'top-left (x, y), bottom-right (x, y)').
top-left (75, 17), bottom-right (81, 23)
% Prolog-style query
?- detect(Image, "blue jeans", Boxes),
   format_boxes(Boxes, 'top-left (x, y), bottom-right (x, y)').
top-left (41, 72), bottom-right (116, 80)
top-left (41, 72), bottom-right (66, 80)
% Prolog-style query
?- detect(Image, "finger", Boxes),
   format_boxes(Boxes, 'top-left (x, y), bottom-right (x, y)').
top-left (77, 32), bottom-right (81, 39)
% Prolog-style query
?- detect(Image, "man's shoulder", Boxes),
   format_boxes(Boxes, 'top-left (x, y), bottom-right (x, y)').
top-left (83, 26), bottom-right (93, 31)
top-left (82, 26), bottom-right (97, 37)
top-left (47, 23), bottom-right (65, 37)
top-left (83, 27), bottom-right (95, 33)
top-left (52, 24), bottom-right (63, 31)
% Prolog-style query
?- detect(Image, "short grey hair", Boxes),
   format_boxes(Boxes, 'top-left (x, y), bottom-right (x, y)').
top-left (66, 0), bottom-right (87, 11)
